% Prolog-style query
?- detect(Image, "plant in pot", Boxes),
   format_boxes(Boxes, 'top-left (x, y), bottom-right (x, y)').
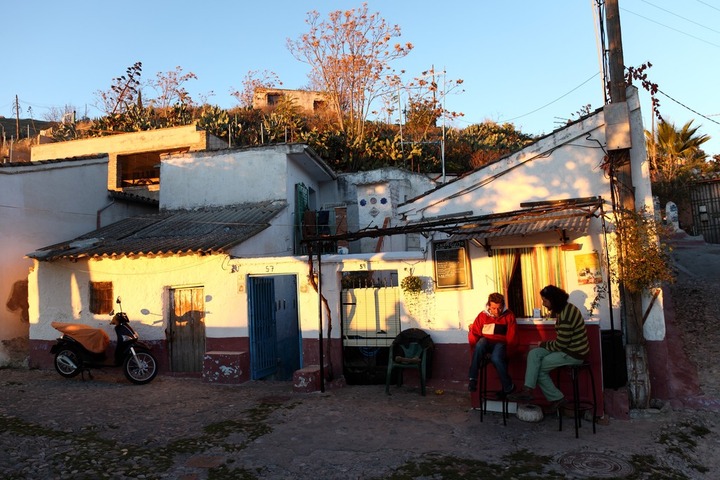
top-left (401, 274), bottom-right (423, 293)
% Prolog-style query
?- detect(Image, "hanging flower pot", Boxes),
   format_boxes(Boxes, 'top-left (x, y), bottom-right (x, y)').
top-left (401, 275), bottom-right (423, 293)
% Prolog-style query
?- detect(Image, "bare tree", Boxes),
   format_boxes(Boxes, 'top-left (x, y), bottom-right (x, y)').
top-left (149, 66), bottom-right (198, 111)
top-left (43, 104), bottom-right (77, 123)
top-left (287, 3), bottom-right (412, 144)
top-left (230, 70), bottom-right (282, 109)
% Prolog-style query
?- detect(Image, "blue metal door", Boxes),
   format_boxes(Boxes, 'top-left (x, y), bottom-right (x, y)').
top-left (273, 275), bottom-right (301, 380)
top-left (249, 277), bottom-right (277, 379)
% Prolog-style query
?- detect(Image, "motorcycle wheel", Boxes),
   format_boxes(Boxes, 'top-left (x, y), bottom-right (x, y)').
top-left (54, 348), bottom-right (82, 378)
top-left (123, 350), bottom-right (158, 385)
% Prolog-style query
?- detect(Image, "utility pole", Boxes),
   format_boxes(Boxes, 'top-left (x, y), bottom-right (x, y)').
top-left (607, 0), bottom-right (634, 212)
top-left (606, 0), bottom-right (649, 409)
top-left (15, 95), bottom-right (20, 140)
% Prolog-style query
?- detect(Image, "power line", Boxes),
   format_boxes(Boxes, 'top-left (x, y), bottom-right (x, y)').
top-left (641, 0), bottom-right (720, 35)
top-left (696, 0), bottom-right (720, 13)
top-left (502, 72), bottom-right (600, 123)
top-left (620, 7), bottom-right (720, 48)
top-left (657, 89), bottom-right (720, 126)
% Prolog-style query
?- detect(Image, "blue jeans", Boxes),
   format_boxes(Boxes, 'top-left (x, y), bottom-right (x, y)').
top-left (524, 347), bottom-right (583, 402)
top-left (468, 338), bottom-right (513, 393)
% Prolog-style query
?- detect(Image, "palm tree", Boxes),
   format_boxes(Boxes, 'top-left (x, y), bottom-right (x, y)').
top-left (645, 119), bottom-right (709, 184)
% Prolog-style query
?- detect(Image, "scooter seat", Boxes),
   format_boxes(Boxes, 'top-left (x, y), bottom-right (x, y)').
top-left (51, 322), bottom-right (110, 354)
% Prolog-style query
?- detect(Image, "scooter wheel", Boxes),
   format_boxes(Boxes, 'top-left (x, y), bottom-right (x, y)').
top-left (124, 351), bottom-right (158, 385)
top-left (54, 348), bottom-right (82, 378)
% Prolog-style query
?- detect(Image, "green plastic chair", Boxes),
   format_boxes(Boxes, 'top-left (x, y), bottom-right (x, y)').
top-left (385, 342), bottom-right (428, 396)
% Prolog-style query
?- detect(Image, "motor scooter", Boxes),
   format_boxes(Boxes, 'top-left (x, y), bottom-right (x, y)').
top-left (50, 297), bottom-right (158, 385)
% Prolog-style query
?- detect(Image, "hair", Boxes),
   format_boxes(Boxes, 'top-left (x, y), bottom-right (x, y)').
top-left (539, 285), bottom-right (569, 313)
top-left (487, 292), bottom-right (505, 307)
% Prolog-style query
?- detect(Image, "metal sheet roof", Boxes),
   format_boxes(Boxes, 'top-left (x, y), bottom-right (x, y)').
top-left (28, 200), bottom-right (287, 261)
top-left (450, 208), bottom-right (593, 241)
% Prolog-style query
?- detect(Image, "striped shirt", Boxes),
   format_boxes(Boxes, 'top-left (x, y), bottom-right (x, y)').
top-left (545, 303), bottom-right (590, 359)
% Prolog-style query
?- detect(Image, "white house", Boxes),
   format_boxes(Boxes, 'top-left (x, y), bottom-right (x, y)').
top-left (26, 88), bottom-right (661, 418)
top-left (0, 125), bottom-right (231, 367)
top-left (0, 156), bottom-right (156, 366)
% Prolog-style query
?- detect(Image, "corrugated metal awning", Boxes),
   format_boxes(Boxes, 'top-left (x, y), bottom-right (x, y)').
top-left (27, 200), bottom-right (288, 261)
top-left (449, 208), bottom-right (593, 241)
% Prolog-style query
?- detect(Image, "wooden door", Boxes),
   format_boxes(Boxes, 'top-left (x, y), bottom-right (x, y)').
top-left (168, 287), bottom-right (206, 373)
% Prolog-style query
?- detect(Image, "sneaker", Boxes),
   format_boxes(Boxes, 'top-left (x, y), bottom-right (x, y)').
top-left (468, 378), bottom-right (477, 392)
top-left (507, 386), bottom-right (534, 402)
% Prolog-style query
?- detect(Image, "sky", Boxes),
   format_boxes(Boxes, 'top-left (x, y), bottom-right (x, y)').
top-left (2, 0), bottom-right (719, 156)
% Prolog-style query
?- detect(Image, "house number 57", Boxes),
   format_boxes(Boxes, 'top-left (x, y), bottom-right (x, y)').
top-left (265, 265), bottom-right (274, 272)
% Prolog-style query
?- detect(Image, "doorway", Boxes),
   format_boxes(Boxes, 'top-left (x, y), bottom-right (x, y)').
top-left (168, 286), bottom-right (206, 373)
top-left (248, 275), bottom-right (301, 380)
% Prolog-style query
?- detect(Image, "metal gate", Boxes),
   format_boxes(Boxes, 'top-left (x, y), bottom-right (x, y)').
top-left (340, 270), bottom-right (400, 384)
top-left (248, 277), bottom-right (278, 379)
top-left (690, 179), bottom-right (720, 244)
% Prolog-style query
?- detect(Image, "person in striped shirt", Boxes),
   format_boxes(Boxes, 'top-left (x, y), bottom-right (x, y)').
top-left (508, 285), bottom-right (589, 412)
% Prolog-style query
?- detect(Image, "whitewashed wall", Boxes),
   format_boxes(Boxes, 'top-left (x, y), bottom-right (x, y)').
top-left (0, 157), bottom-right (110, 363)
top-left (160, 149), bottom-right (288, 209)
top-left (29, 255), bottom-right (242, 343)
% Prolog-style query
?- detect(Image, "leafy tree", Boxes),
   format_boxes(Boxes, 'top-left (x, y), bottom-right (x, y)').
top-left (457, 121), bottom-right (535, 169)
top-left (646, 119), bottom-right (710, 205)
top-left (287, 3), bottom-right (413, 148)
top-left (647, 120), bottom-right (709, 181)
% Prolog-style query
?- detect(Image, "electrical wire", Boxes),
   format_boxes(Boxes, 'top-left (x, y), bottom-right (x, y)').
top-left (502, 73), bottom-right (600, 123)
top-left (696, 0), bottom-right (720, 13)
top-left (641, 0), bottom-right (720, 35)
top-left (657, 89), bottom-right (720, 126)
top-left (620, 7), bottom-right (720, 48)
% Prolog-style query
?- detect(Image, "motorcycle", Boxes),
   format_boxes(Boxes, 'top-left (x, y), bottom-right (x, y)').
top-left (50, 297), bottom-right (158, 385)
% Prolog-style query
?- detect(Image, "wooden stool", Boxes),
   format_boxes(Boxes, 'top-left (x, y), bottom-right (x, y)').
top-left (477, 356), bottom-right (510, 425)
top-left (557, 361), bottom-right (597, 438)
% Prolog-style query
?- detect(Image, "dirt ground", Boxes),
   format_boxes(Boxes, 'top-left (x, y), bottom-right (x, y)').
top-left (667, 238), bottom-right (720, 401)
top-left (0, 233), bottom-right (719, 479)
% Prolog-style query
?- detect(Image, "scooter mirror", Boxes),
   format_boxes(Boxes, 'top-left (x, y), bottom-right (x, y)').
top-left (116, 296), bottom-right (122, 304)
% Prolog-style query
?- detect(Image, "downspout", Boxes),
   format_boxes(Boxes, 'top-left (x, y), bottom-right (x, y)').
top-left (96, 200), bottom-right (115, 229)
top-left (600, 199), bottom-right (615, 331)
top-left (316, 244), bottom-right (325, 392)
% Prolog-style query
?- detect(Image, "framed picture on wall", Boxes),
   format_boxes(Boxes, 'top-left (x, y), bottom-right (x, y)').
top-left (433, 240), bottom-right (471, 289)
top-left (574, 252), bottom-right (603, 284)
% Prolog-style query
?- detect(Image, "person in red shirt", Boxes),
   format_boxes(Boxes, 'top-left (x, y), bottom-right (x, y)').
top-left (467, 292), bottom-right (517, 398)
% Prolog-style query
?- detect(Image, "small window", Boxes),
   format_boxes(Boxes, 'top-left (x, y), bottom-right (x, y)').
top-left (90, 282), bottom-right (113, 314)
top-left (267, 93), bottom-right (283, 106)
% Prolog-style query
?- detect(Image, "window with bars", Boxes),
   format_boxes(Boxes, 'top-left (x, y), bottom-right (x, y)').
top-left (89, 282), bottom-right (114, 314)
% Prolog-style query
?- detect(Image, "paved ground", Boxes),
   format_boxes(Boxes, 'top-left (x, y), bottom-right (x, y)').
top-left (1, 233), bottom-right (719, 479)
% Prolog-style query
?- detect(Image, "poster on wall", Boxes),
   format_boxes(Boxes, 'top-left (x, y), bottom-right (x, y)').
top-left (574, 252), bottom-right (603, 284)
top-left (433, 240), bottom-right (471, 289)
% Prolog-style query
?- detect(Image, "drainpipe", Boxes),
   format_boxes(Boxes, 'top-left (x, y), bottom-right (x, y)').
top-left (317, 244), bottom-right (325, 393)
top-left (96, 200), bottom-right (115, 229)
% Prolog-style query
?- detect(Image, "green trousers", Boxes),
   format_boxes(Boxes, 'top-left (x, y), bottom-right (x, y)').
top-left (524, 347), bottom-right (583, 402)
